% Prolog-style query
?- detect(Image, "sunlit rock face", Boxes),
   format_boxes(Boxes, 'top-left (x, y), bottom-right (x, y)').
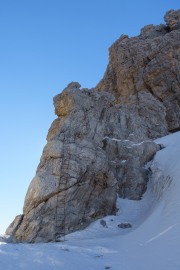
top-left (6, 9), bottom-right (180, 243)
top-left (97, 9), bottom-right (180, 132)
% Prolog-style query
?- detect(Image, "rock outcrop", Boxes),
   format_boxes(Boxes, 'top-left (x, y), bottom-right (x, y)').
top-left (6, 9), bottom-right (180, 242)
top-left (97, 9), bottom-right (180, 132)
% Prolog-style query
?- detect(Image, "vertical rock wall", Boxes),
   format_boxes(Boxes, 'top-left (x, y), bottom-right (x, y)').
top-left (6, 9), bottom-right (180, 242)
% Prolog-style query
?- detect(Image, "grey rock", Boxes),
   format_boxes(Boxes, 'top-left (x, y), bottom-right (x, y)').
top-left (164, 9), bottom-right (180, 30)
top-left (97, 9), bottom-right (180, 133)
top-left (103, 138), bottom-right (160, 199)
top-left (6, 84), bottom-right (160, 243)
top-left (118, 223), bottom-right (132, 229)
top-left (6, 9), bottom-right (180, 242)
top-left (6, 215), bottom-right (23, 236)
top-left (100, 219), bottom-right (108, 228)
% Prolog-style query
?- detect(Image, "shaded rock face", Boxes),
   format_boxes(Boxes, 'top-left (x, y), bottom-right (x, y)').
top-left (6, 10), bottom-right (180, 242)
top-left (103, 138), bottom-right (160, 199)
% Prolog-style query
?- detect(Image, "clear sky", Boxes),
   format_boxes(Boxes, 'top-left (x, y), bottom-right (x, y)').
top-left (0, 0), bottom-right (179, 234)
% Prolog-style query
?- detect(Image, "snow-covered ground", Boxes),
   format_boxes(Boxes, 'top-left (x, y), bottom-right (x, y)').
top-left (1, 132), bottom-right (180, 270)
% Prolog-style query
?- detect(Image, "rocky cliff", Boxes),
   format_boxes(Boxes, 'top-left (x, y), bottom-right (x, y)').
top-left (6, 9), bottom-right (180, 243)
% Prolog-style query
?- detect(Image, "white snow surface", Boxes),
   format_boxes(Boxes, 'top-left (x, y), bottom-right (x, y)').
top-left (1, 132), bottom-right (180, 270)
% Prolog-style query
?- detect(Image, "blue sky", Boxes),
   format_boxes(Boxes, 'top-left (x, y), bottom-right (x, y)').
top-left (0, 1), bottom-right (179, 233)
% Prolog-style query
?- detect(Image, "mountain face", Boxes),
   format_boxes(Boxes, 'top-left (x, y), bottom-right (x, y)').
top-left (6, 9), bottom-right (180, 243)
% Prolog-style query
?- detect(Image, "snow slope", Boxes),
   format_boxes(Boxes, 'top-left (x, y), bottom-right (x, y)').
top-left (0, 132), bottom-right (180, 270)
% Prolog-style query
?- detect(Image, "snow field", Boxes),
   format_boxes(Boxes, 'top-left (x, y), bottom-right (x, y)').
top-left (0, 132), bottom-right (180, 270)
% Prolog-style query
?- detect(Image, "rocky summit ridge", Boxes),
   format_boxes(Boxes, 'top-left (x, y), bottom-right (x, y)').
top-left (6, 9), bottom-right (180, 242)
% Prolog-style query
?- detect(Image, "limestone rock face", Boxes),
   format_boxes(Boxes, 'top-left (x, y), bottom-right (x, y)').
top-left (97, 9), bottom-right (180, 132)
top-left (164, 9), bottom-right (180, 31)
top-left (103, 138), bottom-right (160, 199)
top-left (6, 9), bottom-right (180, 242)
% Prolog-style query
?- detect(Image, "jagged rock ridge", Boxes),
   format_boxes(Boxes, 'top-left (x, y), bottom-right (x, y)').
top-left (6, 9), bottom-right (180, 242)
